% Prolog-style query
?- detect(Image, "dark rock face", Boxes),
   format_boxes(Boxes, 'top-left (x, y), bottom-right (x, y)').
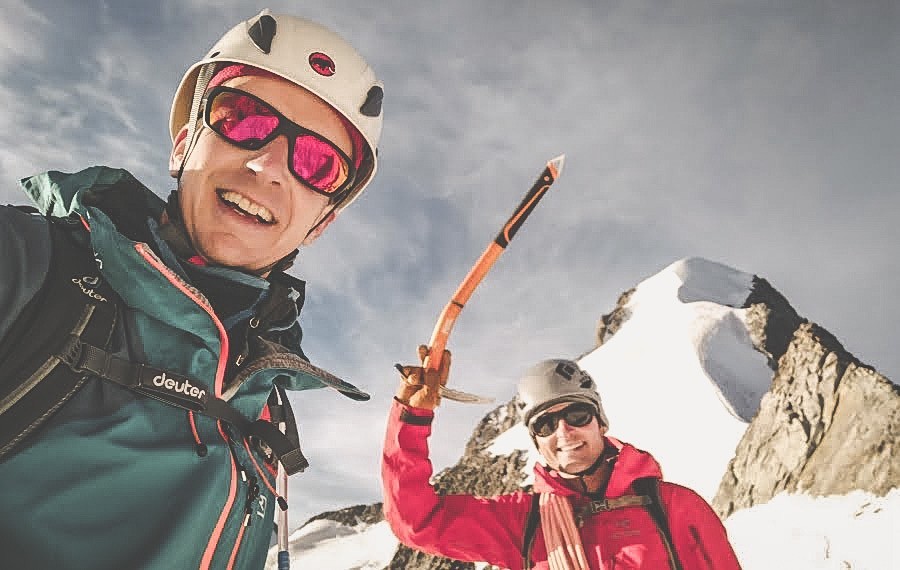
top-left (301, 502), bottom-right (385, 528)
top-left (713, 322), bottom-right (900, 517)
top-left (595, 288), bottom-right (634, 346)
top-left (388, 399), bottom-right (529, 569)
top-left (741, 276), bottom-right (806, 369)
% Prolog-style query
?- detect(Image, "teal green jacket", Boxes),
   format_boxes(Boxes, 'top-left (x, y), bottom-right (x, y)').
top-left (0, 167), bottom-right (368, 569)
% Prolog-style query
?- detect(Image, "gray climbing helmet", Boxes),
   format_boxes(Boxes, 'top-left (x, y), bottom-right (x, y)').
top-left (516, 359), bottom-right (610, 430)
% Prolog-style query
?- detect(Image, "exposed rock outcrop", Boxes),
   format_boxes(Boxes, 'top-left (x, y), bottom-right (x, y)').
top-left (713, 322), bottom-right (899, 517)
top-left (741, 276), bottom-right (806, 369)
top-left (301, 502), bottom-right (385, 528)
top-left (595, 288), bottom-right (634, 346)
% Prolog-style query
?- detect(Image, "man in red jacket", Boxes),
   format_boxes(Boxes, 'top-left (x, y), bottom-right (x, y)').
top-left (382, 348), bottom-right (743, 569)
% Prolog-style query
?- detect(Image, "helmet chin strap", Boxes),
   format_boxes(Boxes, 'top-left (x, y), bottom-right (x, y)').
top-left (177, 64), bottom-right (216, 181)
top-left (533, 414), bottom-right (612, 481)
top-left (558, 454), bottom-right (606, 478)
top-left (303, 200), bottom-right (340, 241)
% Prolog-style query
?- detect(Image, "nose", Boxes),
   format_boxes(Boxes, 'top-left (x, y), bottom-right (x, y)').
top-left (245, 135), bottom-right (291, 185)
top-left (555, 418), bottom-right (577, 436)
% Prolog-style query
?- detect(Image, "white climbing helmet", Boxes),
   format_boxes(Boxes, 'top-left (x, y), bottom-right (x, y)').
top-left (169, 9), bottom-right (384, 211)
top-left (516, 359), bottom-right (610, 430)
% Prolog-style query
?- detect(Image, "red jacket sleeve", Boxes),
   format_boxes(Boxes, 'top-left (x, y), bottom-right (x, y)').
top-left (381, 399), bottom-right (533, 569)
top-left (662, 483), bottom-right (743, 570)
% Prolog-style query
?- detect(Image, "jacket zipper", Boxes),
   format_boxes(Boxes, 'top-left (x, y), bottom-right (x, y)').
top-left (227, 474), bottom-right (260, 568)
top-left (221, 430), bottom-right (258, 569)
top-left (135, 243), bottom-right (240, 570)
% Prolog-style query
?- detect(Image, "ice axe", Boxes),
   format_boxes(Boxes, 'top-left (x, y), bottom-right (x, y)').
top-left (424, 154), bottom-right (566, 404)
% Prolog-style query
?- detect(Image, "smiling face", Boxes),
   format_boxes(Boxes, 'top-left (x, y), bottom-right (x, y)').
top-left (169, 74), bottom-right (353, 274)
top-left (534, 401), bottom-right (607, 477)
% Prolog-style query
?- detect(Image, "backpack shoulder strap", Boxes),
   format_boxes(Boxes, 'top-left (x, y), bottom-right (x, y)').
top-left (633, 477), bottom-right (684, 570)
top-left (0, 214), bottom-right (118, 459)
top-left (521, 491), bottom-right (542, 569)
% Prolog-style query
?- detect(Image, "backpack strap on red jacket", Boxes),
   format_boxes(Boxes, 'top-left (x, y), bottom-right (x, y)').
top-left (521, 491), bottom-right (542, 569)
top-left (633, 477), bottom-right (684, 570)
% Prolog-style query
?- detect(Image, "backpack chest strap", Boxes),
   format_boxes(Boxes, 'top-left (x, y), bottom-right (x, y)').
top-left (574, 495), bottom-right (652, 527)
top-left (57, 335), bottom-right (309, 476)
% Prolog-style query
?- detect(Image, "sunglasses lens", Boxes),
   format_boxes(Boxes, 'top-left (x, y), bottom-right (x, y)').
top-left (530, 403), bottom-right (595, 437)
top-left (208, 91), bottom-right (279, 147)
top-left (531, 416), bottom-right (556, 438)
top-left (564, 406), bottom-right (594, 427)
top-left (292, 135), bottom-right (350, 194)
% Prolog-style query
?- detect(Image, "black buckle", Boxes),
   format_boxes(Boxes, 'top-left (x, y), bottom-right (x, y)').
top-left (58, 335), bottom-right (85, 372)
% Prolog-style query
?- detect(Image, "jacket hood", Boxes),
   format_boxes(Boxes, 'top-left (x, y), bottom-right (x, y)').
top-left (533, 437), bottom-right (663, 498)
top-left (20, 166), bottom-right (164, 220)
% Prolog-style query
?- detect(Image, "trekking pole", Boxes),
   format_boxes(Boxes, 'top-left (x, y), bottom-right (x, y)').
top-left (425, 154), bottom-right (566, 403)
top-left (275, 391), bottom-right (290, 570)
top-left (275, 464), bottom-right (291, 570)
top-left (276, 463), bottom-right (289, 569)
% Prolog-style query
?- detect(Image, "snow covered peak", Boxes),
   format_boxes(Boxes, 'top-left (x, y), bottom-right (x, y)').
top-left (629, 256), bottom-right (754, 308)
top-left (571, 258), bottom-right (770, 499)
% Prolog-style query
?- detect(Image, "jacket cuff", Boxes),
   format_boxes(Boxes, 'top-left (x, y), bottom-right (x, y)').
top-left (393, 397), bottom-right (434, 426)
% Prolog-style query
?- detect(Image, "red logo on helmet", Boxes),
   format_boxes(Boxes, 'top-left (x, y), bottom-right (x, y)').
top-left (309, 52), bottom-right (336, 76)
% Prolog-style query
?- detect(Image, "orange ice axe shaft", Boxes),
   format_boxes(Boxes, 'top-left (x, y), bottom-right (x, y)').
top-left (426, 154), bottom-right (566, 402)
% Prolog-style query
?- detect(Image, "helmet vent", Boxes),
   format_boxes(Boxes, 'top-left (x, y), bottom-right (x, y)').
top-left (248, 14), bottom-right (277, 54)
top-left (360, 85), bottom-right (384, 117)
top-left (555, 361), bottom-right (577, 380)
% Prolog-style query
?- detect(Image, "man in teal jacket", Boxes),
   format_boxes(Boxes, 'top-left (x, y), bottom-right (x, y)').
top-left (0, 9), bottom-right (383, 569)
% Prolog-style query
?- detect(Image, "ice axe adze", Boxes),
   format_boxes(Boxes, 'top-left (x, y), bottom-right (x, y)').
top-left (424, 154), bottom-right (566, 404)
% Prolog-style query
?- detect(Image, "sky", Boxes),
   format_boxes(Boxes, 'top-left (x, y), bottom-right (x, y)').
top-left (265, 255), bottom-right (898, 569)
top-left (0, 0), bottom-right (897, 530)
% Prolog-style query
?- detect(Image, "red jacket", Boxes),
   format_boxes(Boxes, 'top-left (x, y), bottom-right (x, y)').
top-left (382, 400), bottom-right (742, 570)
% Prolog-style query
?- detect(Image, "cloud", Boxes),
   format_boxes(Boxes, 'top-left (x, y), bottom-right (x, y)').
top-left (0, 1), bottom-right (49, 65)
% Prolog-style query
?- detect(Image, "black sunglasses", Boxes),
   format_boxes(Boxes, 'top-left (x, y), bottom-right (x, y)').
top-left (203, 86), bottom-right (357, 200)
top-left (529, 402), bottom-right (596, 438)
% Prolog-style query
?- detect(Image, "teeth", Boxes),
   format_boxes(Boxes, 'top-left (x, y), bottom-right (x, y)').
top-left (219, 190), bottom-right (274, 223)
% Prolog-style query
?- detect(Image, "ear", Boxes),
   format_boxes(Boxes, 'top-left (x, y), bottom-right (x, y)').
top-left (169, 126), bottom-right (189, 177)
top-left (302, 210), bottom-right (338, 245)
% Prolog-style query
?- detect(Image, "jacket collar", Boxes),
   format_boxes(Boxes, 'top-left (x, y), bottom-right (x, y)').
top-left (533, 437), bottom-right (664, 498)
top-left (19, 167), bottom-right (304, 322)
